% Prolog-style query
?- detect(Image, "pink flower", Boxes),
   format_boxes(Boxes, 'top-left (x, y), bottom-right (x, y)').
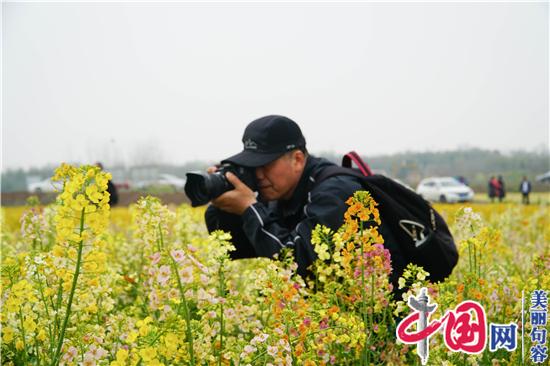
top-left (149, 291), bottom-right (160, 308)
top-left (149, 252), bottom-right (161, 265)
top-left (67, 346), bottom-right (78, 358)
top-left (170, 249), bottom-right (186, 263)
top-left (82, 354), bottom-right (96, 366)
top-left (250, 332), bottom-right (269, 345)
top-left (62, 346), bottom-right (78, 363)
top-left (87, 345), bottom-right (107, 359)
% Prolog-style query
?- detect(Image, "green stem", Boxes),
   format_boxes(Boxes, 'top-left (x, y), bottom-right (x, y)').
top-left (35, 332), bottom-right (41, 366)
top-left (34, 271), bottom-right (54, 360)
top-left (157, 223), bottom-right (164, 252)
top-left (473, 242), bottom-right (478, 280)
top-left (284, 318), bottom-right (296, 365)
top-left (148, 328), bottom-right (169, 346)
top-left (359, 220), bottom-right (368, 366)
top-left (167, 244), bottom-right (195, 365)
top-left (218, 263), bottom-right (225, 366)
top-left (51, 207), bottom-right (86, 366)
top-left (50, 281), bottom-right (64, 356)
top-left (468, 241), bottom-right (473, 273)
top-left (18, 307), bottom-right (29, 365)
top-left (35, 271), bottom-right (51, 319)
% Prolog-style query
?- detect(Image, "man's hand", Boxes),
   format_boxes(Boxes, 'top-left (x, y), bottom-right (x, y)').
top-left (211, 172), bottom-right (257, 215)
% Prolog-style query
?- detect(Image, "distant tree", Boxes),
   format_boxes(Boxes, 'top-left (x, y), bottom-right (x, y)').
top-left (1, 169), bottom-right (27, 192)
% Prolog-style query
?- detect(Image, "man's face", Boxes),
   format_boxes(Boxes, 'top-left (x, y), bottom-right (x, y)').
top-left (255, 151), bottom-right (306, 201)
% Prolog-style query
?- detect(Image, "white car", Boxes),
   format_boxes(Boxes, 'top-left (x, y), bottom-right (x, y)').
top-left (133, 174), bottom-right (186, 190)
top-left (158, 174), bottom-right (186, 190)
top-left (416, 177), bottom-right (474, 203)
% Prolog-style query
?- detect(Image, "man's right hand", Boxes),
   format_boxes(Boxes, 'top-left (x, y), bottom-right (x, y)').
top-left (210, 172), bottom-right (257, 216)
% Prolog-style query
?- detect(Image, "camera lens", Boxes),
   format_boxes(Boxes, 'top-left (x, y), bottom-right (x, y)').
top-left (184, 164), bottom-right (257, 207)
top-left (184, 173), bottom-right (210, 206)
top-left (185, 172), bottom-right (233, 207)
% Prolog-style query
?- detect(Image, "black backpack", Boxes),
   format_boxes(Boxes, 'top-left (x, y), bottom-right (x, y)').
top-left (314, 151), bottom-right (458, 284)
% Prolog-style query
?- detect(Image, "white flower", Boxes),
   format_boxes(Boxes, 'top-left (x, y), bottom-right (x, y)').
top-left (257, 333), bottom-right (269, 342)
top-left (179, 266), bottom-right (194, 284)
top-left (243, 345), bottom-right (256, 354)
top-left (267, 345), bottom-right (278, 357)
top-left (157, 265), bottom-right (171, 285)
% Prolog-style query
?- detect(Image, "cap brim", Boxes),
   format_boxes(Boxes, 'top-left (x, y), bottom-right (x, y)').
top-left (221, 150), bottom-right (284, 168)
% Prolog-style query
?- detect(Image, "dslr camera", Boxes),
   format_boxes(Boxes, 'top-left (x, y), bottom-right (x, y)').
top-left (185, 163), bottom-right (257, 207)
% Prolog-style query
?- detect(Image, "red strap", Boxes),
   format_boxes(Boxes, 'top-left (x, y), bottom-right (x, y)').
top-left (342, 151), bottom-right (373, 176)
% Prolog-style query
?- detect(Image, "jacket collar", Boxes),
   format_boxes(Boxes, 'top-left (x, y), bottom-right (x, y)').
top-left (278, 156), bottom-right (322, 217)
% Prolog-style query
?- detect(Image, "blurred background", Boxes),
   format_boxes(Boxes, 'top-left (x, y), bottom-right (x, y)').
top-left (2, 2), bottom-right (548, 205)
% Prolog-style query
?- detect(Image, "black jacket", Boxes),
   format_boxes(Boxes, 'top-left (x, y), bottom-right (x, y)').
top-left (205, 156), bottom-right (448, 285)
top-left (107, 180), bottom-right (119, 206)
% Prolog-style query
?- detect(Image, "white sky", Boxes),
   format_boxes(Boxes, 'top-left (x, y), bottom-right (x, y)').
top-left (2, 1), bottom-right (549, 170)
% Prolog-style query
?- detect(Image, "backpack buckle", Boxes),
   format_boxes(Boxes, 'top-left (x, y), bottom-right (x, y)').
top-left (399, 220), bottom-right (427, 248)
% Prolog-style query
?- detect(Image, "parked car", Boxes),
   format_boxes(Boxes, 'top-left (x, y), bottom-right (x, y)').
top-left (416, 177), bottom-right (474, 203)
top-left (536, 171), bottom-right (550, 183)
top-left (158, 174), bottom-right (186, 190)
top-left (133, 174), bottom-right (186, 191)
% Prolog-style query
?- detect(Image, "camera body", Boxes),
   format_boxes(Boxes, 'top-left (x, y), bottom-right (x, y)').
top-left (185, 163), bottom-right (257, 207)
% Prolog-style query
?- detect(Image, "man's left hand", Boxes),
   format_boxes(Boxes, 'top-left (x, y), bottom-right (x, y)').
top-left (210, 172), bottom-right (257, 215)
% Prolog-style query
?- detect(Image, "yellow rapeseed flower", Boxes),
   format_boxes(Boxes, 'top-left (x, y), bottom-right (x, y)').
top-left (139, 347), bottom-right (157, 362)
top-left (126, 331), bottom-right (138, 344)
top-left (23, 317), bottom-right (37, 333)
top-left (15, 339), bottom-right (24, 350)
top-left (116, 348), bottom-right (129, 362)
top-left (37, 329), bottom-right (47, 342)
top-left (2, 327), bottom-right (15, 343)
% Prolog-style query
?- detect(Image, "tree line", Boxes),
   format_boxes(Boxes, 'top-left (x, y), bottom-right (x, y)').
top-left (2, 148), bottom-right (548, 193)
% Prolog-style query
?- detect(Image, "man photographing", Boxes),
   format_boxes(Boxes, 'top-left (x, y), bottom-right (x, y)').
top-left (187, 115), bottom-right (458, 286)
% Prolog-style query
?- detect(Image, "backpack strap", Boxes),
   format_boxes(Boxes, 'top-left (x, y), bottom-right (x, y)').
top-left (342, 151), bottom-right (373, 176)
top-left (313, 165), bottom-right (366, 186)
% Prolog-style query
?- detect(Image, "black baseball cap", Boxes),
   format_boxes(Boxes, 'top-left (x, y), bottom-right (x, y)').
top-left (222, 115), bottom-right (306, 168)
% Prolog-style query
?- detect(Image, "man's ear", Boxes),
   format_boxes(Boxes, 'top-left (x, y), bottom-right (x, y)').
top-left (292, 150), bottom-right (306, 171)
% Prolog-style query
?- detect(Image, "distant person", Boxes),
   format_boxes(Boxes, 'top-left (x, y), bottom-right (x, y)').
top-left (95, 162), bottom-right (119, 206)
top-left (456, 176), bottom-right (469, 186)
top-left (497, 175), bottom-right (506, 202)
top-left (519, 176), bottom-right (532, 204)
top-left (488, 176), bottom-right (499, 203)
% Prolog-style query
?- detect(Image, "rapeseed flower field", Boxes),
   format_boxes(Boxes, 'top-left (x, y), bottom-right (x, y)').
top-left (1, 164), bottom-right (548, 365)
